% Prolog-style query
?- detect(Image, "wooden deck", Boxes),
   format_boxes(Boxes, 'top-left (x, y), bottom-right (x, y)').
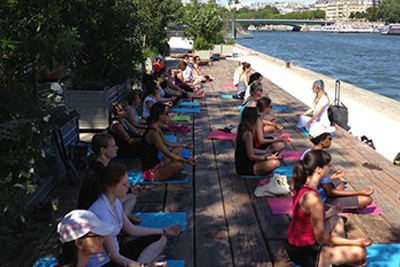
top-left (4, 59), bottom-right (400, 267)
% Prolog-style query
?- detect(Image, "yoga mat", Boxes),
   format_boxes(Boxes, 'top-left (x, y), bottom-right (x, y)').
top-left (364, 244), bottom-right (400, 267)
top-left (33, 258), bottom-right (186, 267)
top-left (206, 130), bottom-right (237, 141)
top-left (242, 166), bottom-right (294, 178)
top-left (281, 151), bottom-right (303, 161)
top-left (268, 198), bottom-right (384, 216)
top-left (221, 84), bottom-right (235, 88)
top-left (272, 105), bottom-right (288, 112)
top-left (221, 94), bottom-right (233, 98)
top-left (171, 115), bottom-right (191, 122)
top-left (178, 102), bottom-right (200, 107)
top-left (164, 135), bottom-right (177, 143)
top-left (172, 108), bottom-right (200, 113)
top-left (132, 212), bottom-right (187, 232)
top-left (300, 127), bottom-right (335, 138)
top-left (128, 171), bottom-right (188, 185)
top-left (162, 260), bottom-right (186, 267)
top-left (33, 258), bottom-right (57, 267)
top-left (238, 105), bottom-right (288, 112)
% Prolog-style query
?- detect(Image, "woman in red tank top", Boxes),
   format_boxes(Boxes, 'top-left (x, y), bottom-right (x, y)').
top-left (286, 150), bottom-right (371, 267)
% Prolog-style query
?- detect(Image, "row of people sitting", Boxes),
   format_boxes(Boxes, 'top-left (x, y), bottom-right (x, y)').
top-left (232, 70), bottom-right (373, 266)
top-left (54, 55), bottom-right (211, 267)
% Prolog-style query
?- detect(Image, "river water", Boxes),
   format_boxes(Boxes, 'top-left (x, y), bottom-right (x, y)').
top-left (237, 31), bottom-right (400, 101)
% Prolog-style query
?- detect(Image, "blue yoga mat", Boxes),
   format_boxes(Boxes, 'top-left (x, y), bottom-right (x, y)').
top-left (33, 258), bottom-right (57, 267)
top-left (300, 127), bottom-right (335, 138)
top-left (162, 260), bottom-right (186, 267)
top-left (164, 135), bottom-right (177, 143)
top-left (128, 171), bottom-right (188, 185)
top-left (242, 166), bottom-right (294, 178)
top-left (272, 105), bottom-right (288, 111)
top-left (133, 212), bottom-right (187, 232)
top-left (158, 148), bottom-right (190, 160)
top-left (294, 244), bottom-right (400, 267)
top-left (33, 258), bottom-right (185, 267)
top-left (221, 94), bottom-right (233, 98)
top-left (178, 102), bottom-right (200, 107)
top-left (172, 108), bottom-right (200, 113)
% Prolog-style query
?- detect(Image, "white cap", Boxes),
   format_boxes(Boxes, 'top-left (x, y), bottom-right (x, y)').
top-left (309, 123), bottom-right (335, 139)
top-left (57, 210), bottom-right (114, 243)
top-left (156, 54), bottom-right (163, 60)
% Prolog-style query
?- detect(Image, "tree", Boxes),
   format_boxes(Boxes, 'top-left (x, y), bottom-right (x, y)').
top-left (378, 0), bottom-right (400, 23)
top-left (179, 0), bottom-right (224, 44)
top-left (133, 0), bottom-right (182, 56)
top-left (366, 7), bottom-right (379, 21)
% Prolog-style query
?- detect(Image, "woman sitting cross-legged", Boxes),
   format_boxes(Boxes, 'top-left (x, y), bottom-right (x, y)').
top-left (140, 102), bottom-right (197, 181)
top-left (287, 150), bottom-right (371, 267)
top-left (235, 107), bottom-right (281, 175)
top-left (88, 163), bottom-right (181, 267)
top-left (125, 91), bottom-right (147, 131)
top-left (108, 102), bottom-right (141, 159)
top-left (255, 97), bottom-right (287, 153)
top-left (77, 133), bottom-right (140, 225)
top-left (57, 210), bottom-right (114, 267)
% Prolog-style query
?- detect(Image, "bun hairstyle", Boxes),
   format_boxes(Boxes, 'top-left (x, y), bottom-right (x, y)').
top-left (91, 133), bottom-right (114, 157)
top-left (256, 96), bottom-right (272, 113)
top-left (242, 63), bottom-right (251, 71)
top-left (293, 150), bottom-right (332, 191)
top-left (147, 102), bottom-right (167, 125)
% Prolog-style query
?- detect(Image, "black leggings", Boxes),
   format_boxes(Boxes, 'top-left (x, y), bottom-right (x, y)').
top-left (102, 235), bottom-right (162, 267)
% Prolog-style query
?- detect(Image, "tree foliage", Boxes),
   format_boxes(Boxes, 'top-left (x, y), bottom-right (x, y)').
top-left (179, 0), bottom-right (224, 44)
top-left (226, 6), bottom-right (325, 20)
top-left (378, 0), bottom-right (400, 23)
top-left (133, 0), bottom-right (182, 56)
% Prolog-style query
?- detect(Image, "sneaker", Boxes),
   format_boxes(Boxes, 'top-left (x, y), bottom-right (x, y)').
top-left (254, 174), bottom-right (290, 197)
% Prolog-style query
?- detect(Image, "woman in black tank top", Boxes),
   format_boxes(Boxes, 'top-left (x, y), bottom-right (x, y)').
top-left (140, 102), bottom-right (197, 181)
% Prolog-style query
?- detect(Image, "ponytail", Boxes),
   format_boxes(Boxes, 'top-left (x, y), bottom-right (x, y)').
top-left (293, 150), bottom-right (332, 191)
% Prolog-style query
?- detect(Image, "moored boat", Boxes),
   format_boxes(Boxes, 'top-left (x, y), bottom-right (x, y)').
top-left (382, 24), bottom-right (400, 35)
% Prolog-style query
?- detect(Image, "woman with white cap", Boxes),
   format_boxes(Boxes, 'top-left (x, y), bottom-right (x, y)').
top-left (57, 209), bottom-right (114, 267)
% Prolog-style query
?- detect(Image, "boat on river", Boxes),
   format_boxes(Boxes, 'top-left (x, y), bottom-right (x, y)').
top-left (381, 24), bottom-right (400, 35)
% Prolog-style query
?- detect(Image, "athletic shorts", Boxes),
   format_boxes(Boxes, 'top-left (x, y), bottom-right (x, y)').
top-left (286, 241), bottom-right (323, 267)
top-left (326, 179), bottom-right (359, 210)
top-left (142, 162), bottom-right (163, 182)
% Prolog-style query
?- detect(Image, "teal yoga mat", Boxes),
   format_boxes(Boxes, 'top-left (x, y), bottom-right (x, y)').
top-left (133, 212), bottom-right (187, 232)
top-left (242, 166), bottom-right (294, 178)
top-left (294, 244), bottom-right (400, 267)
top-left (178, 102), bottom-right (200, 107)
top-left (164, 135), bottom-right (177, 143)
top-left (172, 108), bottom-right (200, 113)
top-left (128, 171), bottom-right (188, 184)
top-left (221, 94), bottom-right (233, 98)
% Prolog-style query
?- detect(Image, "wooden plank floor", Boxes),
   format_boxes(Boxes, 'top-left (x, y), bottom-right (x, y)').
top-left (17, 59), bottom-right (400, 267)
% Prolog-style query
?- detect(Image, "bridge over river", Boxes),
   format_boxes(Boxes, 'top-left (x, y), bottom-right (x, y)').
top-left (231, 18), bottom-right (334, 37)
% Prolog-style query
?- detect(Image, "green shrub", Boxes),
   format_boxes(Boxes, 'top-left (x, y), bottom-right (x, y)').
top-left (193, 37), bottom-right (213, 50)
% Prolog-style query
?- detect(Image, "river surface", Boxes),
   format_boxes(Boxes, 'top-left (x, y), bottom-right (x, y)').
top-left (237, 31), bottom-right (400, 101)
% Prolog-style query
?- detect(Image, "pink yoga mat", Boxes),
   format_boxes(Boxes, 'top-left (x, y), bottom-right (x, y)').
top-left (281, 151), bottom-right (303, 161)
top-left (206, 130), bottom-right (237, 141)
top-left (267, 198), bottom-right (384, 215)
top-left (221, 84), bottom-right (235, 88)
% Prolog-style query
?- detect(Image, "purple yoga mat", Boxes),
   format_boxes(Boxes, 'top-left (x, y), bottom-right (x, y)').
top-left (206, 130), bottom-right (237, 141)
top-left (281, 151), bottom-right (303, 161)
top-left (221, 84), bottom-right (235, 88)
top-left (267, 198), bottom-right (384, 215)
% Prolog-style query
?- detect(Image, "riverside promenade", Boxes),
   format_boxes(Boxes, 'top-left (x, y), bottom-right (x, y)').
top-left (232, 43), bottom-right (400, 162)
top-left (3, 45), bottom-right (400, 267)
